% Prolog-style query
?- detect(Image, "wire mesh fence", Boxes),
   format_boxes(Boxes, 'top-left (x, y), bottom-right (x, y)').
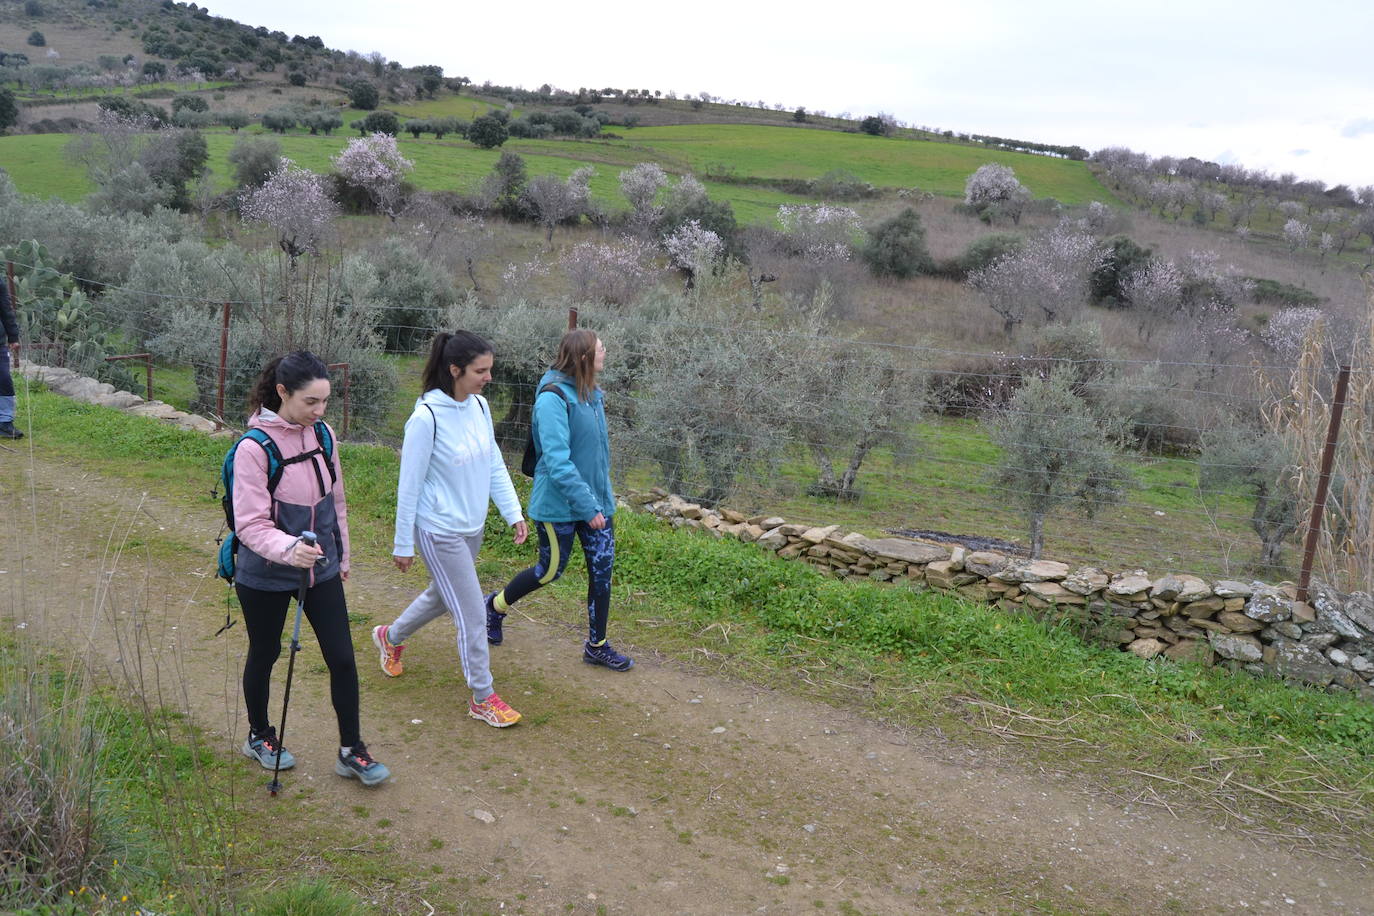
top-left (6, 256), bottom-right (1372, 594)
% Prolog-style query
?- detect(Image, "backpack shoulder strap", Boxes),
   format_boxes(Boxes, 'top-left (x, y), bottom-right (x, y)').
top-left (313, 421), bottom-right (338, 486)
top-left (240, 428), bottom-right (287, 494)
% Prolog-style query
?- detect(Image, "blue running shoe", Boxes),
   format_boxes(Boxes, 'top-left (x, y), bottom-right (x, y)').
top-left (582, 640), bottom-right (634, 671)
top-left (485, 592), bottom-right (506, 646)
top-left (335, 742), bottom-right (390, 787)
top-left (242, 729), bottom-right (295, 770)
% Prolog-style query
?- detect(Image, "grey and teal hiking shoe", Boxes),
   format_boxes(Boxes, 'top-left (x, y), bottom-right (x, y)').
top-left (335, 742), bottom-right (390, 786)
top-left (242, 729), bottom-right (295, 770)
top-left (485, 592), bottom-right (506, 645)
top-left (582, 640), bottom-right (634, 671)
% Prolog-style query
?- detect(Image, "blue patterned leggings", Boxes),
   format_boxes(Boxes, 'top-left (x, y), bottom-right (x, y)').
top-left (493, 519), bottom-right (615, 644)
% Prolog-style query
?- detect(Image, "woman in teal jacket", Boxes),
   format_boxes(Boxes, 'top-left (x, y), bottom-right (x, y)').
top-left (484, 329), bottom-right (631, 671)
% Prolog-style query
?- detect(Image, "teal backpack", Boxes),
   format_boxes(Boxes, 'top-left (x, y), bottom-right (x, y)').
top-left (215, 422), bottom-right (335, 583)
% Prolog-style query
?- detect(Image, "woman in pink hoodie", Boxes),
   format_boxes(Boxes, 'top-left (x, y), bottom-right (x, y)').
top-left (232, 351), bottom-right (388, 787)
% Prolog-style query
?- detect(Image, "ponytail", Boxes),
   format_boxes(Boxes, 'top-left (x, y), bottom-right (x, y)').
top-left (421, 330), bottom-right (493, 396)
top-left (248, 350), bottom-right (329, 414)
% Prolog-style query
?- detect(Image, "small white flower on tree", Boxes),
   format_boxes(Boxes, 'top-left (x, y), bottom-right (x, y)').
top-left (619, 162), bottom-right (668, 237)
top-left (1260, 307), bottom-right (1322, 362)
top-left (1282, 218), bottom-right (1311, 251)
top-left (241, 157), bottom-right (339, 261)
top-left (964, 163), bottom-right (1030, 224)
top-left (969, 227), bottom-right (1105, 333)
top-left (776, 203), bottom-right (861, 263)
top-left (663, 219), bottom-right (723, 288)
top-left (331, 132), bottom-right (413, 219)
top-left (524, 166), bottom-right (594, 246)
top-left (560, 238), bottom-right (659, 303)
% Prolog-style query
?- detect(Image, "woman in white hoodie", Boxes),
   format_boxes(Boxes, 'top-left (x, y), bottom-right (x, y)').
top-left (371, 331), bottom-right (528, 727)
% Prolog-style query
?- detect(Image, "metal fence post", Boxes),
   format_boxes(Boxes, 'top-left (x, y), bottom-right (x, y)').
top-left (327, 362), bottom-right (350, 437)
top-left (216, 302), bottom-right (230, 427)
top-left (1296, 363), bottom-right (1352, 605)
top-left (568, 306), bottom-right (578, 330)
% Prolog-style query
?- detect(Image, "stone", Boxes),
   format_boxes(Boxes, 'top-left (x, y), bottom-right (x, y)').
top-left (1326, 648), bottom-right (1351, 667)
top-left (800, 525), bottom-right (840, 544)
top-left (1222, 597), bottom-right (1247, 612)
top-left (1128, 638), bottom-right (1166, 659)
top-left (1213, 580), bottom-right (1255, 598)
top-left (1108, 572), bottom-right (1153, 597)
top-left (1151, 574), bottom-right (1212, 603)
top-left (753, 516), bottom-right (786, 529)
top-left (1345, 592), bottom-right (1374, 635)
top-left (777, 544), bottom-right (804, 559)
top-left (757, 530), bottom-right (788, 551)
top-left (775, 524), bottom-right (810, 538)
top-left (1300, 632), bottom-right (1340, 650)
top-left (1191, 618), bottom-right (1231, 633)
top-left (957, 583), bottom-right (990, 602)
top-left (948, 546), bottom-right (967, 571)
top-left (1273, 643), bottom-right (1336, 688)
top-left (1182, 597), bottom-right (1226, 617)
top-left (700, 514), bottom-right (721, 529)
top-left (1332, 668), bottom-right (1367, 691)
top-left (1349, 655), bottom-right (1374, 675)
top-left (1164, 640), bottom-right (1211, 663)
top-left (806, 545), bottom-right (829, 558)
top-left (1062, 567), bottom-right (1109, 596)
top-left (680, 505), bottom-right (704, 520)
top-left (1218, 612), bottom-right (1264, 634)
top-left (1208, 633), bottom-right (1263, 663)
top-left (719, 522), bottom-right (748, 539)
top-left (1291, 600), bottom-right (1318, 624)
top-left (1022, 581), bottom-right (1085, 604)
top-left (719, 507), bottom-right (746, 524)
top-left (991, 560), bottom-right (1071, 584)
top-left (1273, 622), bottom-right (1303, 640)
top-left (1244, 593), bottom-right (1291, 623)
top-left (740, 525), bottom-right (765, 542)
top-left (1314, 600), bottom-right (1364, 639)
top-left (858, 538), bottom-right (948, 566)
top-left (964, 551), bottom-right (1009, 577)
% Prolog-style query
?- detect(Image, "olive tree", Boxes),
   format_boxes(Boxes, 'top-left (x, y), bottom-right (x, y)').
top-left (1199, 423), bottom-right (1299, 570)
top-left (987, 366), bottom-right (1130, 559)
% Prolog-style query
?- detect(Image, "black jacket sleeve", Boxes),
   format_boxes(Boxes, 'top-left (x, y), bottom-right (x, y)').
top-left (0, 279), bottom-right (19, 345)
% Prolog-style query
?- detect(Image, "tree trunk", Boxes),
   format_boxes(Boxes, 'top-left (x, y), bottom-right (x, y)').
top-left (1029, 511), bottom-right (1045, 560)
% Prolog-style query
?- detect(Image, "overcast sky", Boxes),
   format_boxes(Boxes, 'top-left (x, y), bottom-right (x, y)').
top-left (209, 0), bottom-right (1374, 189)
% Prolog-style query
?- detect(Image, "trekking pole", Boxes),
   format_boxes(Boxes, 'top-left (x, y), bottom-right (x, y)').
top-left (268, 531), bottom-right (317, 797)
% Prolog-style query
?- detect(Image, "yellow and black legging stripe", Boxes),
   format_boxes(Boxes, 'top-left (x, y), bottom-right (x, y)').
top-left (491, 519), bottom-right (616, 644)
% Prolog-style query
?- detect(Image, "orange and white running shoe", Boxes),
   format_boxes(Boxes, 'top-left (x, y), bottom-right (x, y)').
top-left (469, 692), bottom-right (521, 727)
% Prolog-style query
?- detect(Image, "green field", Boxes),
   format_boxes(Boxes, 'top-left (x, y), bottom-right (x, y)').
top-left (0, 119), bottom-right (1116, 219)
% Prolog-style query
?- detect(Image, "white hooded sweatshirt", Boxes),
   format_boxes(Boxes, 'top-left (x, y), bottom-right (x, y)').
top-left (393, 388), bottom-right (523, 556)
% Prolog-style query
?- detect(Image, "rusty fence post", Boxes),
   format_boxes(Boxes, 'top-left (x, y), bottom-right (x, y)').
top-left (104, 353), bottom-right (154, 401)
top-left (1296, 363), bottom-right (1352, 605)
top-left (327, 362), bottom-right (350, 437)
top-left (567, 306), bottom-right (578, 330)
top-left (216, 302), bottom-right (231, 427)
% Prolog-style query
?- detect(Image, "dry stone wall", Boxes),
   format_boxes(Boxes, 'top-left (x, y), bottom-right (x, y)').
top-left (17, 363), bottom-right (229, 436)
top-left (629, 490), bottom-right (1374, 702)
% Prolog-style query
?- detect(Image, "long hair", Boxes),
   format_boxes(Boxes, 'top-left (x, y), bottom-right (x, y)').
top-left (422, 330), bottom-right (493, 397)
top-left (551, 329), bottom-right (599, 403)
top-left (248, 350), bottom-right (329, 414)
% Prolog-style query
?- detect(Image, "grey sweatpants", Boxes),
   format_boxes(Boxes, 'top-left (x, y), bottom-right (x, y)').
top-left (389, 528), bottom-right (493, 701)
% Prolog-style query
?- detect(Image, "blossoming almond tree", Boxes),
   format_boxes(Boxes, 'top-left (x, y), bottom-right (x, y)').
top-left (331, 132), bottom-right (413, 220)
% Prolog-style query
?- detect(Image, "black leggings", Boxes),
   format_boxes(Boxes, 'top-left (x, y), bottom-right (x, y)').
top-left (236, 575), bottom-right (360, 748)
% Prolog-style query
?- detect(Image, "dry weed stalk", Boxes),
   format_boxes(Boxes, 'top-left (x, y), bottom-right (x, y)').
top-left (1260, 280), bottom-right (1374, 593)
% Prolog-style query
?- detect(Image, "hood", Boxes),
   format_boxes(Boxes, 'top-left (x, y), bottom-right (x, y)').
top-left (248, 406), bottom-right (314, 430)
top-left (417, 387), bottom-right (481, 411)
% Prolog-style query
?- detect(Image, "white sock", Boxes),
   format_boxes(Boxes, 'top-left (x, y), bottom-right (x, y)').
top-left (340, 745), bottom-right (351, 757)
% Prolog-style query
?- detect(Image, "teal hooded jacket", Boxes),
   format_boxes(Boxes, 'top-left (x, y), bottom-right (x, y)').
top-left (527, 369), bottom-right (615, 523)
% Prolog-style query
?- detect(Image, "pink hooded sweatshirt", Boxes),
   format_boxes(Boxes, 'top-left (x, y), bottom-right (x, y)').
top-left (231, 408), bottom-right (350, 590)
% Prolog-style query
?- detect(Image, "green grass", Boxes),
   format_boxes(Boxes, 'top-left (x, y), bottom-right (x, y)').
top-left (0, 119), bottom-right (1116, 218)
top-left (15, 384), bottom-right (1374, 857)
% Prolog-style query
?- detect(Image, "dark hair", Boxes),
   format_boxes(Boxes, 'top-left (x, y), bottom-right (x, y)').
top-left (551, 328), bottom-right (600, 403)
top-left (422, 330), bottom-right (493, 396)
top-left (248, 350), bottom-right (329, 414)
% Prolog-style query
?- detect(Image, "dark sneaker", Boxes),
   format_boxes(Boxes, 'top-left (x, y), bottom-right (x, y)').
top-left (485, 592), bottom-right (506, 645)
top-left (0, 421), bottom-right (23, 440)
top-left (242, 729), bottom-right (295, 770)
top-left (335, 742), bottom-right (390, 786)
top-left (582, 640), bottom-right (634, 671)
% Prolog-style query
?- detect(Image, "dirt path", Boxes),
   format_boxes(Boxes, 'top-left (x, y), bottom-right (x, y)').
top-left (2, 449), bottom-right (1371, 915)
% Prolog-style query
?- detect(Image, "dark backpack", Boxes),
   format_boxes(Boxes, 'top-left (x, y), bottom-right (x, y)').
top-left (520, 383), bottom-right (570, 478)
top-left (215, 421), bottom-right (336, 582)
